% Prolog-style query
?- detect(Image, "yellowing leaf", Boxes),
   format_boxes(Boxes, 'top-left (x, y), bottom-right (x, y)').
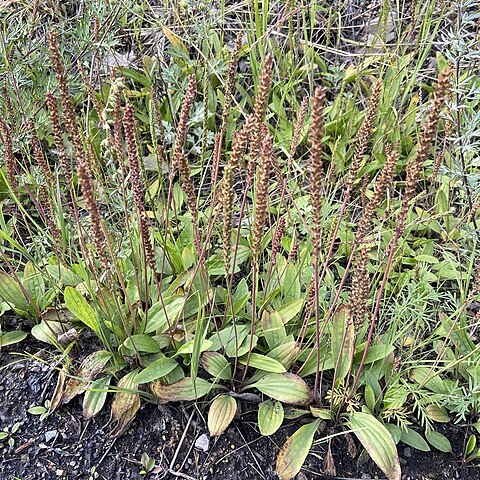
top-left (208, 395), bottom-right (237, 437)
top-left (425, 404), bottom-right (450, 423)
top-left (200, 351), bottom-right (232, 381)
top-left (348, 411), bottom-right (401, 480)
top-left (331, 305), bottom-right (354, 383)
top-left (248, 373), bottom-right (312, 406)
top-left (151, 377), bottom-right (216, 403)
top-left (276, 419), bottom-right (320, 480)
top-left (162, 26), bottom-right (187, 52)
top-left (62, 350), bottom-right (112, 404)
top-left (110, 370), bottom-right (141, 437)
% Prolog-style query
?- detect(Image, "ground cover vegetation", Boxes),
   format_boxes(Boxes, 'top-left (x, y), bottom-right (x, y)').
top-left (1, 0), bottom-right (480, 479)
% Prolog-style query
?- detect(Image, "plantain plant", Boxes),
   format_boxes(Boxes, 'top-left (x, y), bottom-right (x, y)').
top-left (1, 2), bottom-right (480, 479)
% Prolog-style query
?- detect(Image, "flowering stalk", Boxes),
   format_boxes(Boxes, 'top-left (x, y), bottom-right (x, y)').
top-left (77, 154), bottom-right (109, 273)
top-left (124, 104), bottom-right (156, 273)
top-left (349, 66), bottom-right (453, 398)
top-left (0, 117), bottom-right (17, 191)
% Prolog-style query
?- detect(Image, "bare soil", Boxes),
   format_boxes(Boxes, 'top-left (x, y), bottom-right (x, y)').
top-left (1, 321), bottom-right (480, 480)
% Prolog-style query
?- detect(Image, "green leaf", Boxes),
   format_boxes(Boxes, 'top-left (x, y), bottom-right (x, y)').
top-left (134, 357), bottom-right (178, 384)
top-left (276, 299), bottom-right (304, 324)
top-left (31, 320), bottom-right (64, 345)
top-left (238, 353), bottom-right (286, 373)
top-left (176, 339), bottom-right (213, 356)
top-left (410, 368), bottom-right (446, 394)
top-left (208, 395), bottom-right (237, 437)
top-left (258, 400), bottom-right (284, 436)
top-left (209, 324), bottom-right (248, 353)
top-left (425, 430), bottom-right (452, 453)
top-left (83, 376), bottom-right (111, 419)
top-left (123, 335), bottom-right (161, 353)
top-left (145, 296), bottom-right (186, 334)
top-left (400, 427), bottom-right (430, 452)
top-left (384, 423), bottom-right (402, 444)
top-left (23, 262), bottom-right (45, 301)
top-left (465, 435), bottom-right (476, 455)
top-left (28, 406), bottom-right (47, 415)
top-left (0, 273), bottom-right (28, 312)
top-left (348, 412), bottom-right (401, 480)
top-left (354, 344), bottom-right (395, 364)
top-left (331, 305), bottom-right (355, 382)
top-left (261, 310), bottom-right (286, 349)
top-left (276, 419), bottom-right (320, 480)
top-left (64, 287), bottom-right (101, 335)
top-left (247, 373), bottom-right (312, 406)
top-left (415, 255), bottom-right (439, 264)
top-left (0, 330), bottom-right (27, 348)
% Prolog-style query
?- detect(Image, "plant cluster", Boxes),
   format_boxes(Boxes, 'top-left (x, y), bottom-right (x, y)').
top-left (1, 1), bottom-right (480, 479)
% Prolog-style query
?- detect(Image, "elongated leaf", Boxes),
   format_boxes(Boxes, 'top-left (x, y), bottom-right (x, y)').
top-left (145, 296), bottom-right (186, 334)
top-left (331, 305), bottom-right (354, 383)
top-left (353, 344), bottom-right (395, 364)
top-left (425, 430), bottom-right (452, 453)
top-left (200, 351), bottom-right (232, 381)
top-left (64, 286), bottom-right (101, 335)
top-left (410, 367), bottom-right (446, 394)
top-left (23, 262), bottom-right (45, 301)
top-left (425, 404), bottom-right (450, 423)
top-left (348, 411), bottom-right (401, 480)
top-left (239, 353), bottom-right (286, 373)
top-left (248, 373), bottom-right (312, 406)
top-left (208, 395), bottom-right (237, 437)
top-left (83, 376), bottom-right (111, 419)
top-left (400, 427), bottom-right (430, 451)
top-left (276, 299), bottom-right (304, 324)
top-left (0, 273), bottom-right (28, 312)
top-left (267, 340), bottom-right (301, 370)
top-left (0, 330), bottom-right (27, 348)
top-left (258, 400), bottom-right (284, 436)
top-left (123, 334), bottom-right (161, 353)
top-left (151, 377), bottom-right (216, 403)
top-left (276, 419), bottom-right (320, 480)
top-left (261, 310), bottom-right (286, 349)
top-left (134, 357), bottom-right (178, 384)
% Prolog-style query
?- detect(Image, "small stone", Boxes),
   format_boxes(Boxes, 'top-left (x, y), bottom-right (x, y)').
top-left (403, 447), bottom-right (412, 458)
top-left (55, 470), bottom-right (64, 476)
top-left (45, 430), bottom-right (57, 442)
top-left (195, 433), bottom-right (210, 452)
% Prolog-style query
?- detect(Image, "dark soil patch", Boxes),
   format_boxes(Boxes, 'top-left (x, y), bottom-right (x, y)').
top-left (1, 332), bottom-right (480, 480)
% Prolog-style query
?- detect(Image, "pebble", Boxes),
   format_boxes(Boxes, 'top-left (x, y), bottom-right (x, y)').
top-left (55, 470), bottom-right (64, 476)
top-left (195, 433), bottom-right (210, 452)
top-left (45, 430), bottom-right (57, 442)
top-left (403, 447), bottom-right (412, 458)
